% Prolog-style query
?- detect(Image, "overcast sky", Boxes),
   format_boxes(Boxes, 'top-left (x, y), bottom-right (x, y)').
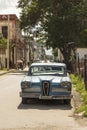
top-left (0, 0), bottom-right (21, 17)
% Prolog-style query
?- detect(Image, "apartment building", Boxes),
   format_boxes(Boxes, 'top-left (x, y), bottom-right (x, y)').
top-left (0, 14), bottom-right (23, 68)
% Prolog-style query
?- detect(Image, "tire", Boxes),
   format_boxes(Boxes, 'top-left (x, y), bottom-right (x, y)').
top-left (22, 98), bottom-right (28, 104)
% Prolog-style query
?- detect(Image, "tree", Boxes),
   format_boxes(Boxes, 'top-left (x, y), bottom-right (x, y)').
top-left (0, 33), bottom-right (12, 48)
top-left (18, 0), bottom-right (87, 72)
top-left (79, 0), bottom-right (87, 47)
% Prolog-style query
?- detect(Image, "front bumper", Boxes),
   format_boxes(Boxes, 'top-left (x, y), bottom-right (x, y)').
top-left (20, 92), bottom-right (73, 100)
top-left (39, 95), bottom-right (73, 99)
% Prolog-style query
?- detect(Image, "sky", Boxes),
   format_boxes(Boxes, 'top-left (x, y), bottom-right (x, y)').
top-left (0, 0), bottom-right (21, 17)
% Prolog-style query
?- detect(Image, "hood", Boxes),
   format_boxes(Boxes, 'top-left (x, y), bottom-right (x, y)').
top-left (22, 75), bottom-right (71, 83)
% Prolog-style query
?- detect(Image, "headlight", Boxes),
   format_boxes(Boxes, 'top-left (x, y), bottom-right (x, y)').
top-left (21, 81), bottom-right (31, 88)
top-left (61, 81), bottom-right (72, 91)
top-left (61, 81), bottom-right (71, 87)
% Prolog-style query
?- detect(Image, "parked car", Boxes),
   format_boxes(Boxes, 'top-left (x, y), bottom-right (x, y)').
top-left (20, 62), bottom-right (73, 104)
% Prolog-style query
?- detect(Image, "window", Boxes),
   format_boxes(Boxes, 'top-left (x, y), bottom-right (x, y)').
top-left (2, 26), bottom-right (8, 38)
top-left (29, 65), bottom-right (66, 76)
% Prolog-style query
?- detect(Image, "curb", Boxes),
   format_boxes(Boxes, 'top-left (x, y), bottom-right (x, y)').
top-left (0, 69), bottom-right (16, 76)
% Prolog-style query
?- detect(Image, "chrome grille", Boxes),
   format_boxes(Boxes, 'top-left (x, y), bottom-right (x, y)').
top-left (42, 81), bottom-right (50, 96)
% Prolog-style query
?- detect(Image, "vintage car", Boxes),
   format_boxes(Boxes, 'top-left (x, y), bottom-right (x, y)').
top-left (20, 62), bottom-right (73, 104)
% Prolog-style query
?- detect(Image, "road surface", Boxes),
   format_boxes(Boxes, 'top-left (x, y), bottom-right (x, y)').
top-left (0, 69), bottom-right (87, 130)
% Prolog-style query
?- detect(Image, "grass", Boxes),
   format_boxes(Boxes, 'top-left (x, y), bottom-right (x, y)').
top-left (0, 68), bottom-right (10, 76)
top-left (0, 68), bottom-right (8, 70)
top-left (71, 74), bottom-right (87, 117)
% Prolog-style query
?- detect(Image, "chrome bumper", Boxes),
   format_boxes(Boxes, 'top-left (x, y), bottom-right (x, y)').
top-left (20, 92), bottom-right (40, 98)
top-left (20, 92), bottom-right (73, 100)
top-left (39, 95), bottom-right (73, 99)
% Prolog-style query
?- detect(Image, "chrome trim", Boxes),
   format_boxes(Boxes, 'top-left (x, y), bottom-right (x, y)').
top-left (23, 87), bottom-right (40, 92)
top-left (20, 92), bottom-right (40, 98)
top-left (52, 88), bottom-right (69, 92)
top-left (20, 92), bottom-right (73, 99)
top-left (42, 81), bottom-right (50, 96)
top-left (39, 95), bottom-right (73, 99)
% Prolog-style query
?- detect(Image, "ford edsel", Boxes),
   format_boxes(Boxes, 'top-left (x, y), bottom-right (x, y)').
top-left (20, 62), bottom-right (73, 104)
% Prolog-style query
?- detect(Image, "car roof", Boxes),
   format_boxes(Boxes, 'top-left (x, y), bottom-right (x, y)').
top-left (30, 62), bottom-right (66, 67)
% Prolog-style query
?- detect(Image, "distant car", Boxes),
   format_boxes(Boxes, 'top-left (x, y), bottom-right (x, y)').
top-left (20, 62), bottom-right (73, 104)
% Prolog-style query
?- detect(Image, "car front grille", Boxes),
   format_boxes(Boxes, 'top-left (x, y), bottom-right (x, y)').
top-left (42, 81), bottom-right (50, 96)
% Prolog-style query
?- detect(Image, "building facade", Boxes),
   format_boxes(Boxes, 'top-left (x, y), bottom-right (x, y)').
top-left (0, 14), bottom-right (23, 68)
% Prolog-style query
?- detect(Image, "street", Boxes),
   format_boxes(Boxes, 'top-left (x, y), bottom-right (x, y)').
top-left (0, 70), bottom-right (87, 130)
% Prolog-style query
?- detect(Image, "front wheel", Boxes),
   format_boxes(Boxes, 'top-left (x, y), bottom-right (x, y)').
top-left (22, 98), bottom-right (28, 104)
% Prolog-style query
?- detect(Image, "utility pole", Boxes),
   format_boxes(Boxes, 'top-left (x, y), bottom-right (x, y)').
top-left (7, 15), bottom-right (10, 69)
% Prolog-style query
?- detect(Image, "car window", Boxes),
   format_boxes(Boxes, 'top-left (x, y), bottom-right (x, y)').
top-left (31, 67), bottom-right (39, 73)
top-left (29, 65), bottom-right (66, 76)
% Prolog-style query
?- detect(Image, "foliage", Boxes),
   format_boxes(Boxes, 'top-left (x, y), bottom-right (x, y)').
top-left (0, 33), bottom-right (12, 48)
top-left (0, 38), bottom-right (12, 48)
top-left (71, 74), bottom-right (87, 117)
top-left (18, 0), bottom-right (87, 71)
top-left (53, 48), bottom-right (58, 57)
top-left (78, 0), bottom-right (87, 47)
top-left (18, 0), bottom-right (87, 45)
top-left (71, 74), bottom-right (84, 90)
top-left (76, 105), bottom-right (87, 117)
top-left (0, 37), bottom-right (7, 48)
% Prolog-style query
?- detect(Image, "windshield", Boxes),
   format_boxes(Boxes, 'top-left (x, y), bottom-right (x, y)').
top-left (29, 65), bottom-right (66, 76)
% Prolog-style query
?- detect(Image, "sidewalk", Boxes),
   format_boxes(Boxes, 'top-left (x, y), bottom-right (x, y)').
top-left (0, 66), bottom-right (29, 76)
top-left (0, 69), bottom-right (15, 76)
top-left (23, 65), bottom-right (29, 71)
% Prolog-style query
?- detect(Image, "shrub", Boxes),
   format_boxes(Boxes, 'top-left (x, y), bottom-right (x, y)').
top-left (71, 74), bottom-right (87, 117)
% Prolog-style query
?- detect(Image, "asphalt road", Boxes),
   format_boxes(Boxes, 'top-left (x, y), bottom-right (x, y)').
top-left (0, 70), bottom-right (87, 130)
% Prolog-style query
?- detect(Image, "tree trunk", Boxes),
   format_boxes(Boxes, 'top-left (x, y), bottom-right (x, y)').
top-left (60, 47), bottom-right (75, 73)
